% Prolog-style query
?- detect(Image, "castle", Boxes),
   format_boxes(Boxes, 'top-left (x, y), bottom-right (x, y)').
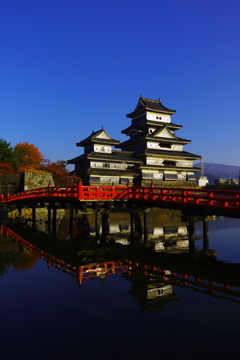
top-left (68, 96), bottom-right (202, 187)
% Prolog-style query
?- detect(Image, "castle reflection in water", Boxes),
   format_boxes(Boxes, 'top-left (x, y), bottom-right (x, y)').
top-left (9, 207), bottom-right (214, 254)
top-left (2, 206), bottom-right (240, 314)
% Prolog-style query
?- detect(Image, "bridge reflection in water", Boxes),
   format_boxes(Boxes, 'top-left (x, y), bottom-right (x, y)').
top-left (2, 206), bottom-right (240, 312)
top-left (1, 206), bottom-right (240, 358)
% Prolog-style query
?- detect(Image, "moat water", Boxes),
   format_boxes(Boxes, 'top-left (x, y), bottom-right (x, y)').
top-left (1, 208), bottom-right (240, 360)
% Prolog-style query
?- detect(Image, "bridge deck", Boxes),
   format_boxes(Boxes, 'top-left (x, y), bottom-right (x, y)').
top-left (1, 183), bottom-right (240, 214)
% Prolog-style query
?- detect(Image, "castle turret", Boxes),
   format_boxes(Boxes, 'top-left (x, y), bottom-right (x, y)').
top-left (116, 96), bottom-right (201, 185)
top-left (68, 128), bottom-right (141, 185)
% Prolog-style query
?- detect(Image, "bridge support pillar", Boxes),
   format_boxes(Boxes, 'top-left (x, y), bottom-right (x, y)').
top-left (143, 211), bottom-right (148, 244)
top-left (95, 212), bottom-right (100, 237)
top-left (101, 212), bottom-right (109, 242)
top-left (130, 212), bottom-right (136, 244)
top-left (48, 207), bottom-right (52, 232)
top-left (82, 214), bottom-right (89, 236)
top-left (188, 221), bottom-right (195, 253)
top-left (69, 208), bottom-right (74, 240)
top-left (203, 220), bottom-right (209, 252)
top-left (32, 207), bottom-right (36, 230)
top-left (52, 208), bottom-right (57, 237)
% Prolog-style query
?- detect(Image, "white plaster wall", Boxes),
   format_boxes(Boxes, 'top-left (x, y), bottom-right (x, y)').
top-left (94, 145), bottom-right (112, 153)
top-left (146, 112), bottom-right (171, 123)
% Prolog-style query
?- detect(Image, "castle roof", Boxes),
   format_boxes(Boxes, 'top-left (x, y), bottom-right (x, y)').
top-left (122, 120), bottom-right (182, 135)
top-left (126, 96), bottom-right (176, 118)
top-left (76, 128), bottom-right (120, 147)
top-left (117, 134), bottom-right (191, 149)
top-left (136, 148), bottom-right (202, 160)
top-left (68, 150), bottom-right (142, 165)
top-left (87, 168), bottom-right (139, 176)
top-left (139, 164), bottom-right (201, 172)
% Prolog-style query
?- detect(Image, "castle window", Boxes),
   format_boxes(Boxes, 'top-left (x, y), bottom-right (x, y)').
top-left (160, 143), bottom-right (171, 149)
top-left (148, 128), bottom-right (155, 134)
top-left (187, 174), bottom-right (196, 181)
top-left (164, 174), bottom-right (178, 180)
top-left (163, 160), bottom-right (176, 166)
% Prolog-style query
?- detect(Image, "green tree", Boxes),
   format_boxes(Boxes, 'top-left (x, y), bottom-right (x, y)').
top-left (0, 138), bottom-right (17, 168)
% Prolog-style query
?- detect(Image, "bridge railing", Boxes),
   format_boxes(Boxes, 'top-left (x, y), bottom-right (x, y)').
top-left (1, 183), bottom-right (240, 211)
top-left (126, 186), bottom-right (240, 210)
top-left (76, 184), bottom-right (240, 210)
top-left (0, 185), bottom-right (79, 203)
top-left (77, 183), bottom-right (128, 200)
top-left (0, 184), bottom-right (129, 203)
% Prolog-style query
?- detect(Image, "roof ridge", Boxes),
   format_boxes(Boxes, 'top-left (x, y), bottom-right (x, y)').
top-left (126, 96), bottom-right (176, 117)
top-left (141, 96), bottom-right (161, 104)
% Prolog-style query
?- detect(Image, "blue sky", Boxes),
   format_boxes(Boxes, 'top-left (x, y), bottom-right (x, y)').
top-left (1, 0), bottom-right (240, 169)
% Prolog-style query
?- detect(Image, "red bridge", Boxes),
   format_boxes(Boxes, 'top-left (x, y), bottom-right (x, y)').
top-left (1, 183), bottom-right (240, 214)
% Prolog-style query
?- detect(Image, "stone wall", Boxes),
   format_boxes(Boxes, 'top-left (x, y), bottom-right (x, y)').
top-left (23, 171), bottom-right (54, 191)
top-left (140, 179), bottom-right (200, 189)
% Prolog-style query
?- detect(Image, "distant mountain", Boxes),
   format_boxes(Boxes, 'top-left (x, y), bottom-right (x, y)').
top-left (195, 163), bottom-right (240, 184)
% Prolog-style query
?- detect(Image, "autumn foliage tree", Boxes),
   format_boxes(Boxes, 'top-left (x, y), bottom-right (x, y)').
top-left (42, 160), bottom-right (78, 186)
top-left (0, 137), bottom-right (79, 186)
top-left (0, 161), bottom-right (15, 174)
top-left (14, 142), bottom-right (44, 172)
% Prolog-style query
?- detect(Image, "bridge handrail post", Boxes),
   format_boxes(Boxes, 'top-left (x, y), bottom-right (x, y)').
top-left (77, 182), bottom-right (83, 200)
top-left (112, 184), bottom-right (115, 199)
top-left (206, 189), bottom-right (213, 207)
top-left (150, 183), bottom-right (155, 200)
top-left (48, 183), bottom-right (52, 197)
top-left (96, 185), bottom-right (99, 199)
top-left (73, 185), bottom-right (77, 198)
top-left (127, 183), bottom-right (131, 199)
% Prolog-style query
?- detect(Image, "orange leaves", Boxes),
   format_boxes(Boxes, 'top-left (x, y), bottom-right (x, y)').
top-left (0, 161), bottom-right (15, 174)
top-left (14, 142), bottom-right (44, 172)
top-left (1, 138), bottom-right (79, 186)
top-left (42, 160), bottom-right (78, 186)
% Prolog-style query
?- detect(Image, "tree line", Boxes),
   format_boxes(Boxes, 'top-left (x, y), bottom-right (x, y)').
top-left (0, 138), bottom-right (78, 186)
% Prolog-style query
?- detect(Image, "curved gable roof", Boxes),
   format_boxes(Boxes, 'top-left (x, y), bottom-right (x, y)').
top-left (126, 96), bottom-right (176, 118)
top-left (76, 128), bottom-right (120, 147)
top-left (152, 126), bottom-right (176, 139)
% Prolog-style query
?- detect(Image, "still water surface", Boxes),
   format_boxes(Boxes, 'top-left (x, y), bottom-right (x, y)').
top-left (1, 210), bottom-right (240, 360)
